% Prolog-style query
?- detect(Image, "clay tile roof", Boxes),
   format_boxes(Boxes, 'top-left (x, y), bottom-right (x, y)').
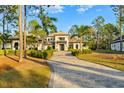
top-left (69, 37), bottom-right (80, 43)
top-left (11, 36), bottom-right (19, 40)
top-left (48, 32), bottom-right (69, 36)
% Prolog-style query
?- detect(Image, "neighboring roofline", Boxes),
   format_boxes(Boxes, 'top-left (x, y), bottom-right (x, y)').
top-left (69, 41), bottom-right (84, 43)
top-left (112, 40), bottom-right (124, 43)
top-left (54, 34), bottom-right (69, 36)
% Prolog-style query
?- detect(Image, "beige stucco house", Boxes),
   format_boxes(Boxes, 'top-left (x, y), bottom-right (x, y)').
top-left (0, 32), bottom-right (84, 51)
top-left (38, 32), bottom-right (84, 51)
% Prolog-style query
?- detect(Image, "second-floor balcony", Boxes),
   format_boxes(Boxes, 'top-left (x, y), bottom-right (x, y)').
top-left (56, 40), bottom-right (67, 43)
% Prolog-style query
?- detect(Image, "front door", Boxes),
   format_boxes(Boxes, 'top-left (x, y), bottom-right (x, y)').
top-left (60, 44), bottom-right (64, 51)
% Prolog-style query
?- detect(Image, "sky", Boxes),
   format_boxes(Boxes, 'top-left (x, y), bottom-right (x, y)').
top-left (37, 5), bottom-right (117, 32)
top-left (0, 5), bottom-right (117, 33)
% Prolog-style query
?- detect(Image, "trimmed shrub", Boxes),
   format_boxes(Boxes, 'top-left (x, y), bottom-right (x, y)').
top-left (47, 46), bottom-right (53, 50)
top-left (71, 49), bottom-right (80, 56)
top-left (71, 49), bottom-right (92, 56)
top-left (6, 49), bottom-right (15, 55)
top-left (29, 49), bottom-right (53, 59)
top-left (0, 49), bottom-right (16, 55)
top-left (26, 50), bottom-right (32, 55)
top-left (43, 50), bottom-right (53, 59)
top-left (81, 49), bottom-right (92, 54)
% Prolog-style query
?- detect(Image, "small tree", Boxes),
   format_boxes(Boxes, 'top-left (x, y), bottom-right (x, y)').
top-left (69, 25), bottom-right (93, 50)
top-left (104, 23), bottom-right (118, 50)
top-left (92, 16), bottom-right (105, 49)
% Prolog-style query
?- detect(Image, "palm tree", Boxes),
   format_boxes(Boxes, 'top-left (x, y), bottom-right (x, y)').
top-left (0, 5), bottom-right (18, 55)
top-left (29, 20), bottom-right (47, 51)
top-left (39, 15), bottom-right (58, 34)
top-left (69, 25), bottom-right (92, 50)
top-left (19, 5), bottom-right (23, 62)
top-left (24, 5), bottom-right (27, 58)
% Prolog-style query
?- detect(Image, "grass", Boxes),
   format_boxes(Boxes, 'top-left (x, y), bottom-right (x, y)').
top-left (95, 49), bottom-right (124, 54)
top-left (77, 52), bottom-right (124, 71)
top-left (0, 55), bottom-right (51, 88)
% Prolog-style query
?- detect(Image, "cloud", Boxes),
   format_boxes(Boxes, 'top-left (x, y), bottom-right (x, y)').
top-left (29, 5), bottom-right (64, 15)
top-left (76, 5), bottom-right (94, 13)
top-left (29, 9), bottom-right (40, 15)
top-left (44, 5), bottom-right (64, 14)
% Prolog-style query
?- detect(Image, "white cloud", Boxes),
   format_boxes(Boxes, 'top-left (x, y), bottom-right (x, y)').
top-left (45, 5), bottom-right (64, 14)
top-left (29, 9), bottom-right (40, 15)
top-left (29, 5), bottom-right (64, 15)
top-left (76, 5), bottom-right (94, 13)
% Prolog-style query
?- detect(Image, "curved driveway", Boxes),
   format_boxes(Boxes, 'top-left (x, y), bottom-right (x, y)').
top-left (48, 52), bottom-right (124, 88)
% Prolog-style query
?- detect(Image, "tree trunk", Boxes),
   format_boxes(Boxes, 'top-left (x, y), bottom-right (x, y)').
top-left (2, 15), bottom-right (7, 56)
top-left (2, 15), bottom-right (5, 49)
top-left (41, 38), bottom-right (44, 52)
top-left (37, 40), bottom-right (39, 50)
top-left (96, 31), bottom-right (99, 49)
top-left (24, 5), bottom-right (27, 58)
top-left (109, 33), bottom-right (112, 50)
top-left (19, 5), bottom-right (23, 62)
top-left (80, 37), bottom-right (82, 50)
top-left (119, 6), bottom-right (123, 52)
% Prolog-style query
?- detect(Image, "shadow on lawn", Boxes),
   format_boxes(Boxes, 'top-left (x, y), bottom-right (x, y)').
top-left (0, 64), bottom-right (49, 88)
top-left (26, 57), bottom-right (48, 66)
top-left (6, 55), bottom-right (19, 62)
top-left (5, 55), bottom-right (48, 66)
top-left (0, 56), bottom-right (50, 88)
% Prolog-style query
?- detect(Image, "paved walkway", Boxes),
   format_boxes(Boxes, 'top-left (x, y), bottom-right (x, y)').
top-left (48, 52), bottom-right (124, 88)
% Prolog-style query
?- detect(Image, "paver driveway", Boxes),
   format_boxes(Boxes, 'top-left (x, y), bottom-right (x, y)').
top-left (48, 52), bottom-right (124, 88)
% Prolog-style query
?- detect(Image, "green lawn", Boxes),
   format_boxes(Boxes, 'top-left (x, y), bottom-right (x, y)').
top-left (77, 53), bottom-right (124, 71)
top-left (0, 56), bottom-right (51, 88)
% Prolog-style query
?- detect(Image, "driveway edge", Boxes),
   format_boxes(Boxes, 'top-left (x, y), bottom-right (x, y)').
top-left (47, 60), bottom-right (55, 88)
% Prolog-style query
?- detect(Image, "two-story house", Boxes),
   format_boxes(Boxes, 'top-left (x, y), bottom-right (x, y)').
top-left (0, 32), bottom-right (84, 51)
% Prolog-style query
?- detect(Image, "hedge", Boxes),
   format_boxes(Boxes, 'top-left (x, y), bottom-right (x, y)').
top-left (29, 50), bottom-right (53, 59)
top-left (0, 49), bottom-right (16, 55)
top-left (71, 49), bottom-right (92, 56)
top-left (0, 49), bottom-right (53, 59)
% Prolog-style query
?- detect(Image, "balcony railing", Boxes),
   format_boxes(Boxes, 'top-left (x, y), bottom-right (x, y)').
top-left (56, 40), bottom-right (67, 43)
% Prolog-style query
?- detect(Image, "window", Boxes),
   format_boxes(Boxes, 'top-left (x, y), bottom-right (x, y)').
top-left (76, 44), bottom-right (78, 49)
top-left (59, 37), bottom-right (65, 41)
